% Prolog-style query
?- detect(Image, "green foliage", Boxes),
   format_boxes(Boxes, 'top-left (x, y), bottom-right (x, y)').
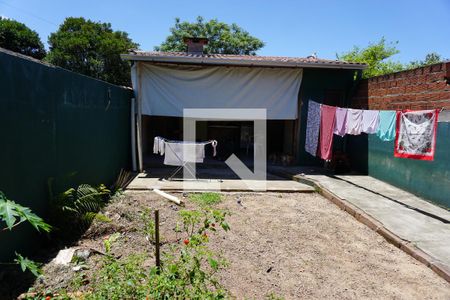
top-left (86, 254), bottom-right (149, 300)
top-left (189, 192), bottom-right (222, 207)
top-left (83, 208), bottom-right (230, 299)
top-left (46, 17), bottom-right (139, 86)
top-left (407, 52), bottom-right (443, 69)
top-left (156, 16), bottom-right (264, 55)
top-left (50, 183), bottom-right (111, 231)
top-left (0, 191), bottom-right (51, 232)
top-left (0, 17), bottom-right (46, 59)
top-left (338, 38), bottom-right (444, 78)
top-left (337, 37), bottom-right (404, 78)
top-left (0, 191), bottom-right (51, 277)
top-left (103, 233), bottom-right (121, 254)
top-left (141, 208), bottom-right (156, 244)
top-left (15, 253), bottom-right (42, 277)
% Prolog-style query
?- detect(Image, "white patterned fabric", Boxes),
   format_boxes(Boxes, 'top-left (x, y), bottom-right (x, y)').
top-left (305, 100), bottom-right (321, 157)
top-left (394, 109), bottom-right (439, 161)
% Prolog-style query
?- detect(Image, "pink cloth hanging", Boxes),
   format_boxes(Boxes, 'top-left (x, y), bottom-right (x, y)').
top-left (319, 104), bottom-right (337, 161)
top-left (334, 107), bottom-right (348, 136)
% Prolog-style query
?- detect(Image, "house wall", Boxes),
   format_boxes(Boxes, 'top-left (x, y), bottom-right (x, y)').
top-left (0, 49), bottom-right (132, 260)
top-left (297, 68), bottom-right (358, 165)
top-left (349, 62), bottom-right (450, 208)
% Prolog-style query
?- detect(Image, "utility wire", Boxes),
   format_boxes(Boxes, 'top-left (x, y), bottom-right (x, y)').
top-left (0, 0), bottom-right (58, 26)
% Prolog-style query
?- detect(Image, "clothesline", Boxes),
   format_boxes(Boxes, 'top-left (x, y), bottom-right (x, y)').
top-left (305, 100), bottom-right (440, 162)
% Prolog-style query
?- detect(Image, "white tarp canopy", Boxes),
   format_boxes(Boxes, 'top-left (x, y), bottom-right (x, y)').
top-left (132, 63), bottom-right (303, 120)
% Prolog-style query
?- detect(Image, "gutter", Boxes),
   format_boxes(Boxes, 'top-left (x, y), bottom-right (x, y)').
top-left (120, 54), bottom-right (367, 70)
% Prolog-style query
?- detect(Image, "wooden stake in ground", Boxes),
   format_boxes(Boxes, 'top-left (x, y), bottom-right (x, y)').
top-left (154, 209), bottom-right (161, 271)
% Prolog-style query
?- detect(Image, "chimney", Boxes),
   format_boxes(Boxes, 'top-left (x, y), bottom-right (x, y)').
top-left (183, 37), bottom-right (208, 55)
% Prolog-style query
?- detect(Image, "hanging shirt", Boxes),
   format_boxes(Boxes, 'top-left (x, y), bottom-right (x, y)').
top-left (334, 107), bottom-right (348, 137)
top-left (305, 100), bottom-right (321, 157)
top-left (394, 109), bottom-right (439, 161)
top-left (362, 110), bottom-right (380, 134)
top-left (319, 104), bottom-right (337, 161)
top-left (164, 142), bottom-right (206, 166)
top-left (153, 136), bottom-right (165, 155)
top-left (345, 109), bottom-right (364, 135)
top-left (376, 111), bottom-right (396, 141)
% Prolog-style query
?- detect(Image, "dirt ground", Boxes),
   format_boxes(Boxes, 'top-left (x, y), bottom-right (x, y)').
top-left (31, 191), bottom-right (449, 299)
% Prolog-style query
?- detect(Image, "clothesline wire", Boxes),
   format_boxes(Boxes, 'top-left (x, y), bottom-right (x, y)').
top-left (157, 136), bottom-right (217, 145)
top-left (315, 102), bottom-right (446, 113)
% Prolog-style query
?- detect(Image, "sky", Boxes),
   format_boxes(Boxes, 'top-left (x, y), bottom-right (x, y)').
top-left (1, 0), bottom-right (449, 63)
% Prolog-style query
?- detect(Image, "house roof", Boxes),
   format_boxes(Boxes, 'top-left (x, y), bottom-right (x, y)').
top-left (121, 51), bottom-right (366, 70)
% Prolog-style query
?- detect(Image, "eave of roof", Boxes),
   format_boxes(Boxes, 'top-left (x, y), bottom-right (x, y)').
top-left (121, 51), bottom-right (367, 70)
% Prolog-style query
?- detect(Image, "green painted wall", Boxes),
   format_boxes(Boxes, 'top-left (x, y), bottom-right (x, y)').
top-left (0, 50), bottom-right (132, 260)
top-left (367, 123), bottom-right (450, 209)
top-left (297, 68), bottom-right (356, 165)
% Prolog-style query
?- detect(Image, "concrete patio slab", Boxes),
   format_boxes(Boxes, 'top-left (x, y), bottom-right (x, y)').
top-left (127, 168), bottom-right (314, 192)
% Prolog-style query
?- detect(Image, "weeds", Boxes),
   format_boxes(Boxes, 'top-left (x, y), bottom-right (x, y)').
top-left (82, 207), bottom-right (231, 299)
top-left (189, 192), bottom-right (222, 207)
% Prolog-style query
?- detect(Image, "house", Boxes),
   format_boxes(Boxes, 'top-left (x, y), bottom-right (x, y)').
top-left (121, 38), bottom-right (366, 171)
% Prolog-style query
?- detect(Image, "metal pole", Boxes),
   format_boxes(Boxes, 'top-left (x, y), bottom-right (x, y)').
top-left (130, 98), bottom-right (137, 172)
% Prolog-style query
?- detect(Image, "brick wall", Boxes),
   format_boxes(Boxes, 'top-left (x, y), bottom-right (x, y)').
top-left (351, 62), bottom-right (450, 110)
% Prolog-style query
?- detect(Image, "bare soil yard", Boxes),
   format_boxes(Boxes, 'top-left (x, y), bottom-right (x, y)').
top-left (32, 191), bottom-right (450, 299)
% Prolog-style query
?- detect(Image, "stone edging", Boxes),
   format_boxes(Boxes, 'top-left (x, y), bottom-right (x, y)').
top-left (289, 173), bottom-right (450, 283)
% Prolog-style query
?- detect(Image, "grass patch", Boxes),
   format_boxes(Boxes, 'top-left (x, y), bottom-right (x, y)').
top-left (189, 192), bottom-right (222, 207)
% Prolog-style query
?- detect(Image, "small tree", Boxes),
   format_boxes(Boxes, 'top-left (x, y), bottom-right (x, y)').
top-left (407, 52), bottom-right (443, 69)
top-left (155, 16), bottom-right (264, 55)
top-left (46, 17), bottom-right (139, 86)
top-left (0, 17), bottom-right (46, 59)
top-left (0, 191), bottom-right (51, 276)
top-left (337, 37), bottom-right (404, 78)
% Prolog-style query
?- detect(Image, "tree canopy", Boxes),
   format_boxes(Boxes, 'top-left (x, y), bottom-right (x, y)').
top-left (46, 17), bottom-right (138, 86)
top-left (407, 52), bottom-right (442, 69)
top-left (0, 17), bottom-right (46, 59)
top-left (338, 38), bottom-right (444, 78)
top-left (155, 16), bottom-right (264, 55)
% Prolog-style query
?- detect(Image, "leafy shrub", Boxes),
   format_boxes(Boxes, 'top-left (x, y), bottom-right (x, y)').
top-left (0, 191), bottom-right (51, 276)
top-left (85, 208), bottom-right (231, 299)
top-left (50, 183), bottom-right (111, 232)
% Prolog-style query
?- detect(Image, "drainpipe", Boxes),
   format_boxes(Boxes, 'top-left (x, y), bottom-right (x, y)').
top-left (131, 97), bottom-right (137, 171)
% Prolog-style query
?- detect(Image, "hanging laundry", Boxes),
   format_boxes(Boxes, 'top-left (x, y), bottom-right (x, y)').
top-left (362, 110), bottom-right (380, 134)
top-left (164, 142), bottom-right (206, 166)
top-left (153, 136), bottom-right (165, 155)
top-left (334, 107), bottom-right (348, 137)
top-left (319, 104), bottom-right (337, 161)
top-left (305, 100), bottom-right (321, 157)
top-left (394, 109), bottom-right (439, 161)
top-left (345, 109), bottom-right (364, 135)
top-left (376, 111), bottom-right (396, 141)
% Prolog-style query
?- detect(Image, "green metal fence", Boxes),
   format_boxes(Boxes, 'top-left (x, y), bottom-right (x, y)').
top-left (0, 49), bottom-right (132, 260)
top-left (367, 123), bottom-right (450, 209)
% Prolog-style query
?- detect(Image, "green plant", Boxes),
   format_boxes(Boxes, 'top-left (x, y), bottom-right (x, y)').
top-left (50, 183), bottom-right (111, 230)
top-left (189, 192), bottom-right (222, 207)
top-left (83, 208), bottom-right (231, 299)
top-left (103, 233), bottom-right (121, 254)
top-left (141, 208), bottom-right (157, 244)
top-left (0, 191), bottom-right (51, 276)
